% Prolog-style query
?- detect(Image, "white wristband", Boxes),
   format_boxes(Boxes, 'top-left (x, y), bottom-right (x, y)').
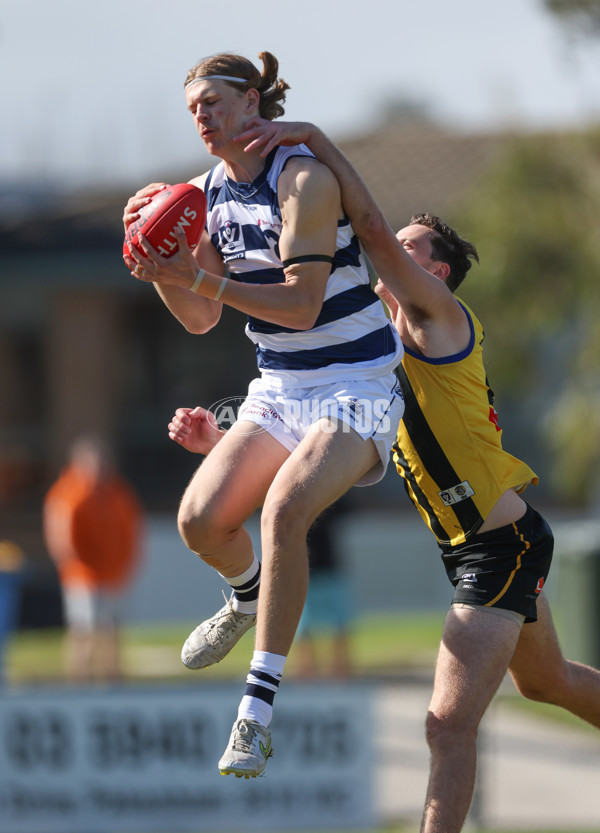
top-left (214, 276), bottom-right (228, 301)
top-left (190, 269), bottom-right (205, 293)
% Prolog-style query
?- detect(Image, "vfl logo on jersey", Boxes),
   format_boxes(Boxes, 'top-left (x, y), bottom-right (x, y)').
top-left (439, 480), bottom-right (475, 506)
top-left (218, 220), bottom-right (244, 255)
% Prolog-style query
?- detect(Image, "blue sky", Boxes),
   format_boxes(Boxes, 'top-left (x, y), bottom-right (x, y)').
top-left (1, 0), bottom-right (599, 190)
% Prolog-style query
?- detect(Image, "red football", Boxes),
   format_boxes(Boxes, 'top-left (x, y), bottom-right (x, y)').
top-left (123, 183), bottom-right (207, 260)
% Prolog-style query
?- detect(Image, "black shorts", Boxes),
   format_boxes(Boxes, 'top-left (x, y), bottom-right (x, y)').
top-left (439, 504), bottom-right (554, 623)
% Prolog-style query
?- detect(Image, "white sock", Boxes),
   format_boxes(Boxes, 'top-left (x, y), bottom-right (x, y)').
top-left (219, 554), bottom-right (260, 614)
top-left (238, 650), bottom-right (287, 727)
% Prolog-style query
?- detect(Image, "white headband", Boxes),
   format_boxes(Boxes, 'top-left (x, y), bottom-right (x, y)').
top-left (185, 74), bottom-right (248, 89)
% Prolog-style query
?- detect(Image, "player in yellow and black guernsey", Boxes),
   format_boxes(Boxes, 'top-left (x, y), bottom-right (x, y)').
top-left (388, 249), bottom-right (552, 620)
top-left (395, 298), bottom-right (537, 547)
top-left (231, 119), bottom-right (600, 833)
top-left (356, 210), bottom-right (600, 833)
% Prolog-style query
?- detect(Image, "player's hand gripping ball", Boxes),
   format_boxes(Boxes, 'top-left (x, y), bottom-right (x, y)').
top-left (123, 183), bottom-right (207, 260)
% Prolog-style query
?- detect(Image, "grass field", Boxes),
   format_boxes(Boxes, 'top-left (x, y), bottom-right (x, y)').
top-left (4, 610), bottom-right (596, 739)
top-left (5, 613), bottom-right (597, 744)
top-left (5, 611), bottom-right (445, 685)
top-left (7, 609), bottom-right (599, 747)
top-left (5, 610), bottom-right (598, 740)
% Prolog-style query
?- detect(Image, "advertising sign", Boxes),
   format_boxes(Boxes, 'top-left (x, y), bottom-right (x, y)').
top-left (0, 683), bottom-right (373, 832)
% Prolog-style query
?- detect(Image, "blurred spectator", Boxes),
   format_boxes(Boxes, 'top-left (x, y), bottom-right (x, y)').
top-left (294, 498), bottom-right (354, 678)
top-left (43, 436), bottom-right (143, 683)
top-left (0, 540), bottom-right (26, 686)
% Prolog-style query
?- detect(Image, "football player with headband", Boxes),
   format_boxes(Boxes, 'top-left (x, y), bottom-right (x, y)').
top-left (122, 51), bottom-right (404, 778)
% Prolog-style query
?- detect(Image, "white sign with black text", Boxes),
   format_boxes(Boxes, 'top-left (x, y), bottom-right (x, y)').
top-left (0, 683), bottom-right (373, 832)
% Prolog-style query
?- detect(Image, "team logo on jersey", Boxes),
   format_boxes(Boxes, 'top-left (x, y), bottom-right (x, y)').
top-left (218, 220), bottom-right (244, 255)
top-left (439, 480), bottom-right (475, 506)
top-left (488, 406), bottom-right (501, 432)
top-left (535, 577), bottom-right (544, 594)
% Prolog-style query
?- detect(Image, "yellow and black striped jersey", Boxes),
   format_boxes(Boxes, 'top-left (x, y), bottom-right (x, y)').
top-left (393, 299), bottom-right (537, 546)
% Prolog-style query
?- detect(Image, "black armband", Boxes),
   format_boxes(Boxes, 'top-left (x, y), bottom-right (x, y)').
top-left (282, 254), bottom-right (334, 268)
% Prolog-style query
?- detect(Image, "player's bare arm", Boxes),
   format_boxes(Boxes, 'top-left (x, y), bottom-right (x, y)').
top-left (189, 156), bottom-right (337, 329)
top-left (239, 118), bottom-right (470, 356)
top-left (147, 231), bottom-right (226, 334)
top-left (273, 156), bottom-right (339, 326)
top-left (300, 127), bottom-right (470, 356)
top-left (362, 224), bottom-right (470, 357)
top-left (139, 158), bottom-right (338, 330)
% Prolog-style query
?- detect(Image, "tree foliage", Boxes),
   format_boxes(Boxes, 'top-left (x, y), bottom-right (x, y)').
top-left (455, 128), bottom-right (600, 503)
top-left (544, 0), bottom-right (600, 36)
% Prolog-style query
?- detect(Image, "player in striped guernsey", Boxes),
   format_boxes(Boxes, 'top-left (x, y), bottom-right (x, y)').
top-left (202, 142), bottom-right (397, 385)
top-left (231, 117), bottom-right (600, 829)
top-left (122, 51), bottom-right (403, 778)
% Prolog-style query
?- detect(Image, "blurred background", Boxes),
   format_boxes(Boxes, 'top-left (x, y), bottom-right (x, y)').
top-left (2, 0), bottom-right (600, 624)
top-left (1, 0), bottom-right (600, 830)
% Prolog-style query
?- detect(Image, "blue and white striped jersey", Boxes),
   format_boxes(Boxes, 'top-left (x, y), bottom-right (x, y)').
top-left (204, 144), bottom-right (403, 387)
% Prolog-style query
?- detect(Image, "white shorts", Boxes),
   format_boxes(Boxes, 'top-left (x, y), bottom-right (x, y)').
top-left (236, 372), bottom-right (404, 486)
top-left (62, 585), bottom-right (123, 631)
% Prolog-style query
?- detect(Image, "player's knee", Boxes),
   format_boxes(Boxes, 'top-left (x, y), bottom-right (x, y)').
top-left (512, 666), bottom-right (569, 705)
top-left (177, 502), bottom-right (208, 551)
top-left (513, 680), bottom-right (549, 703)
top-left (424, 708), bottom-right (478, 751)
top-left (177, 499), bottom-right (228, 553)
top-left (261, 492), bottom-right (311, 542)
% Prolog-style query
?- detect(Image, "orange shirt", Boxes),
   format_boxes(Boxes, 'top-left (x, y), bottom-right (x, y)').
top-left (44, 466), bottom-right (143, 590)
